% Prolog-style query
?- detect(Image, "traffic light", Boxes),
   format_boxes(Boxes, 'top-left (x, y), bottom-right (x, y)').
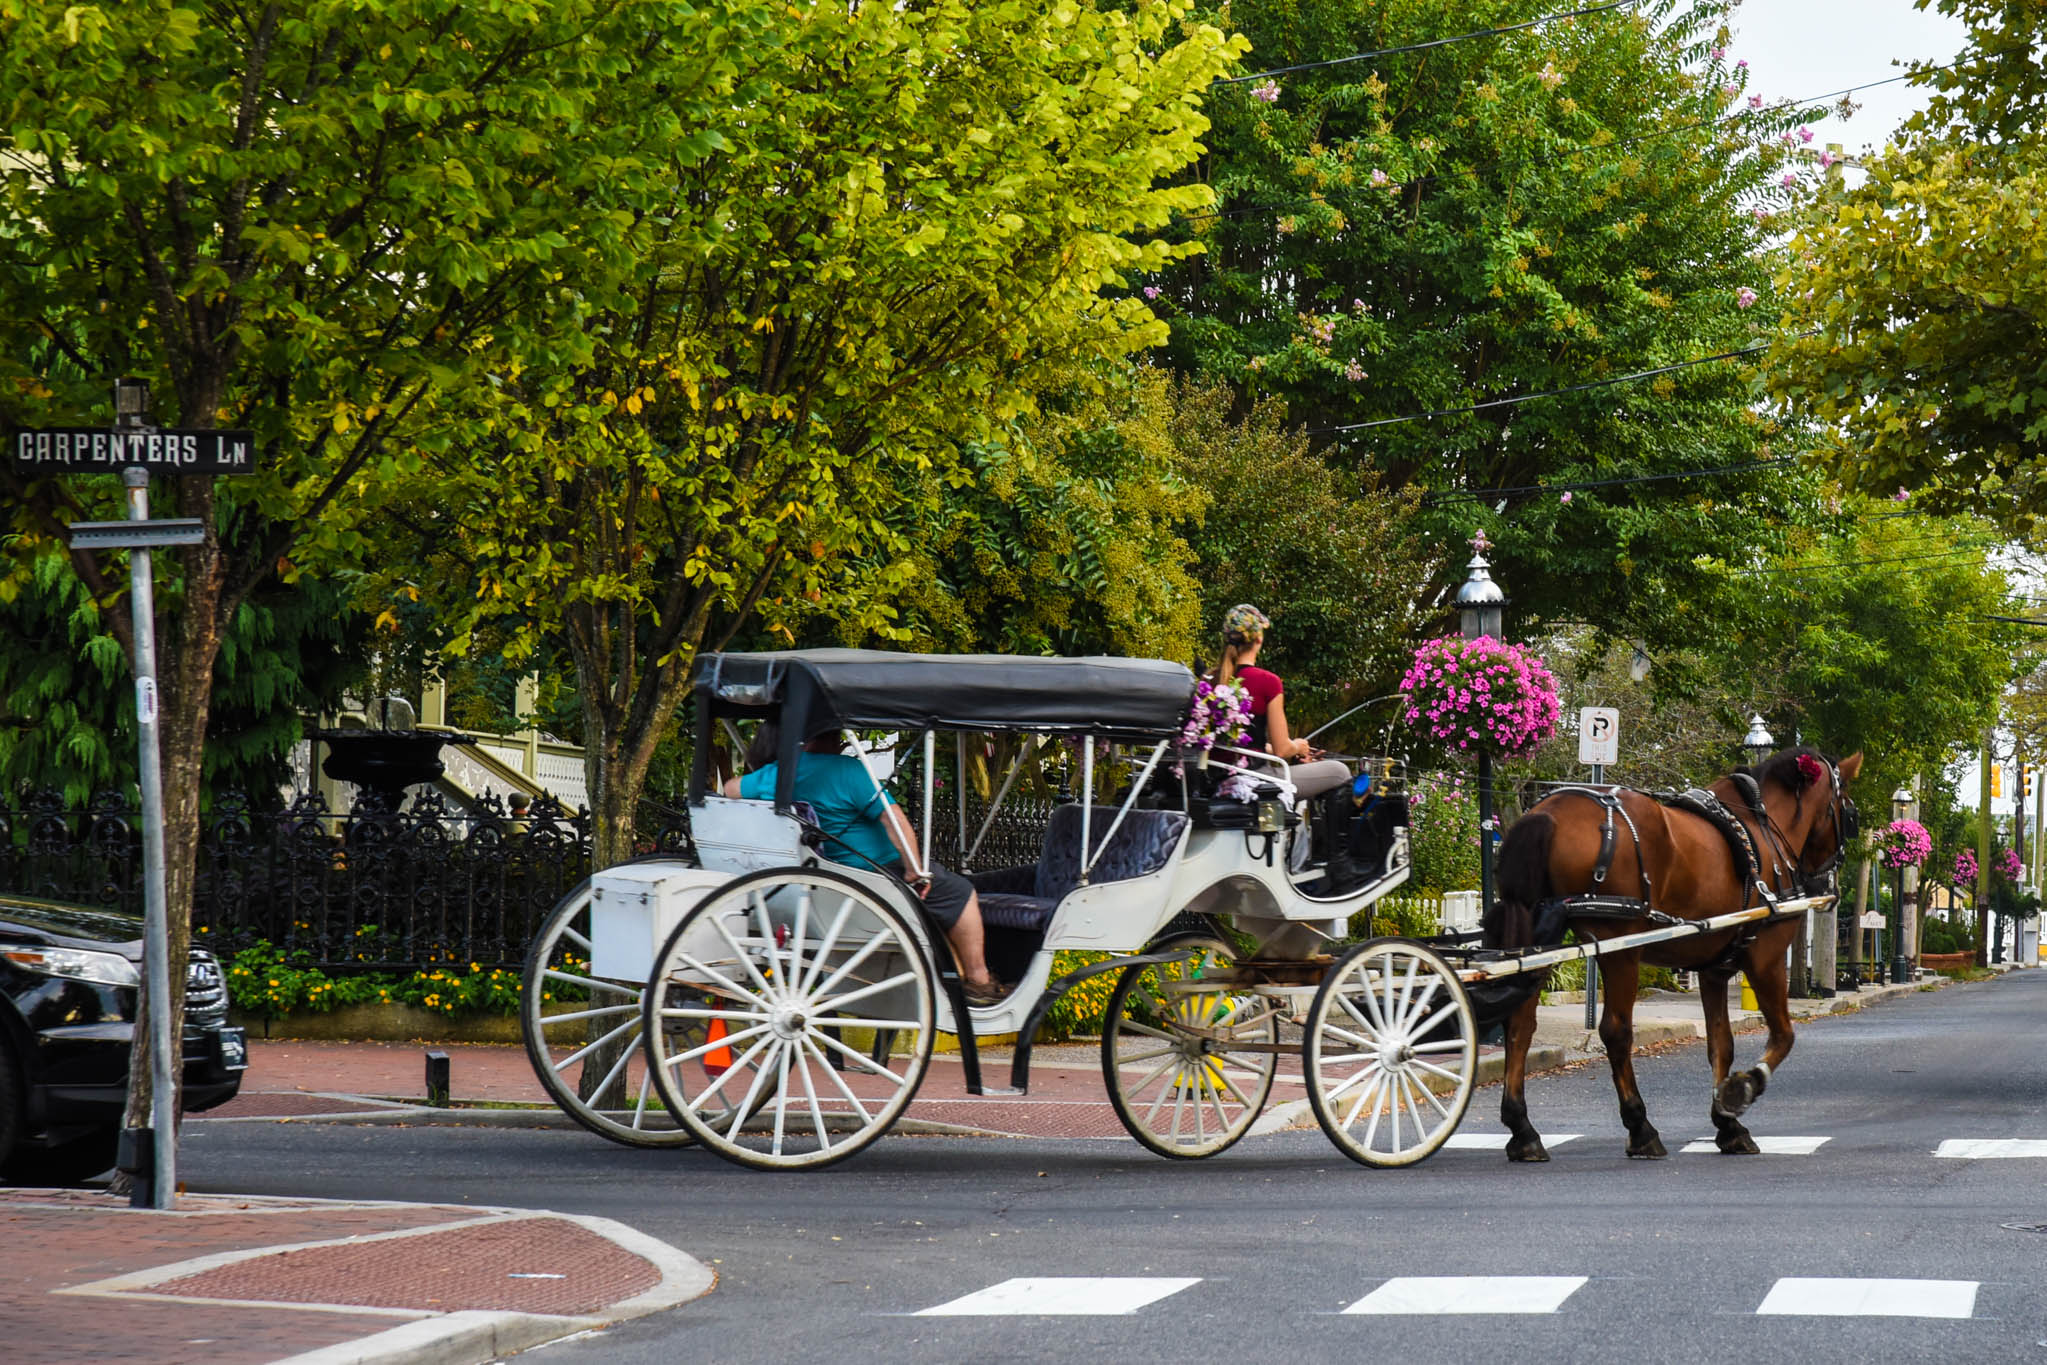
top-left (1992, 765), bottom-right (2003, 798)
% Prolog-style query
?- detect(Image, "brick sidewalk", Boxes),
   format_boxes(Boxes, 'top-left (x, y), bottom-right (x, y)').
top-left (2, 1189), bottom-right (711, 1365)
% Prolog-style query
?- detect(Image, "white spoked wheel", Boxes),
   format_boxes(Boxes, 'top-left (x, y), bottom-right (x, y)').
top-left (642, 866), bottom-right (935, 1171)
top-left (1101, 935), bottom-right (1280, 1160)
top-left (520, 876), bottom-right (694, 1148)
top-left (1305, 938), bottom-right (1477, 1168)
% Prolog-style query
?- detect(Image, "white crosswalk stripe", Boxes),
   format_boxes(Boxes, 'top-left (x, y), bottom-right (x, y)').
top-left (1678, 1135), bottom-right (1830, 1155)
top-left (1343, 1276), bottom-right (1588, 1315)
top-left (1442, 1132), bottom-right (1580, 1150)
top-left (1755, 1278), bottom-right (1978, 1319)
top-left (1935, 1138), bottom-right (2047, 1159)
top-left (914, 1277), bottom-right (1200, 1316)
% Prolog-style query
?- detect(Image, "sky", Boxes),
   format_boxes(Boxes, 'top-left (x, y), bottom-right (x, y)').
top-left (1726, 0), bottom-right (1971, 156)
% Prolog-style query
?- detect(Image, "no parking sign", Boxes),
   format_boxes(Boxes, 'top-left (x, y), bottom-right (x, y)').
top-left (1578, 707), bottom-right (1619, 767)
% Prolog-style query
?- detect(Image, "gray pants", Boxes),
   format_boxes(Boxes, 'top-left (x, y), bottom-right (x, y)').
top-left (1289, 759), bottom-right (1352, 802)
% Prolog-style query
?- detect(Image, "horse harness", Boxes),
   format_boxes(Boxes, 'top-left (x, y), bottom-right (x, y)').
top-left (1535, 760), bottom-right (1853, 971)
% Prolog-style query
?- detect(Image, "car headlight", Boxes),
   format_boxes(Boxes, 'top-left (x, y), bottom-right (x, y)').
top-left (1, 944), bottom-right (142, 988)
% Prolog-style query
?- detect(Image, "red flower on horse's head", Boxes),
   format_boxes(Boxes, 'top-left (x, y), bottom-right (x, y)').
top-left (1795, 753), bottom-right (1827, 787)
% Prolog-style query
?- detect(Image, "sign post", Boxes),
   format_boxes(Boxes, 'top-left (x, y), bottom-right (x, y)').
top-left (21, 381), bottom-right (253, 1209)
top-left (1578, 707), bottom-right (1620, 1028)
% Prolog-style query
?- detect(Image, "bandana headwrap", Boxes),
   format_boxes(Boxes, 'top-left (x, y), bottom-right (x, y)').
top-left (1223, 603), bottom-right (1270, 642)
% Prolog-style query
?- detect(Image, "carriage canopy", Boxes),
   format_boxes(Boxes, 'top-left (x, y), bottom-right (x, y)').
top-left (693, 649), bottom-right (1195, 739)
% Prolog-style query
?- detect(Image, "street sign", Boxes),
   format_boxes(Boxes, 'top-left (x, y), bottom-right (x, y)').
top-left (1860, 911), bottom-right (1886, 929)
top-left (11, 426), bottom-right (257, 474)
top-left (1578, 706), bottom-right (1620, 766)
top-left (68, 518), bottom-right (207, 550)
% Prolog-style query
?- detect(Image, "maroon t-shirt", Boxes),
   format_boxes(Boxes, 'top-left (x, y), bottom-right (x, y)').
top-left (1234, 666), bottom-right (1283, 721)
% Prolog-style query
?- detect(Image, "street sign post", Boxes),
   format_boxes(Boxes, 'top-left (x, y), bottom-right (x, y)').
top-left (43, 381), bottom-right (257, 1209)
top-left (1578, 706), bottom-right (1620, 768)
top-left (11, 426), bottom-right (256, 474)
top-left (1577, 707), bottom-right (1621, 1026)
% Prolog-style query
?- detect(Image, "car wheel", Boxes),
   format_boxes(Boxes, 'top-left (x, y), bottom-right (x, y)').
top-left (3, 1126), bottom-right (120, 1187)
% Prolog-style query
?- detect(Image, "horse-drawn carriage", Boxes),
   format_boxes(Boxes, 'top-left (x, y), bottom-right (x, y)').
top-left (520, 649), bottom-right (1851, 1171)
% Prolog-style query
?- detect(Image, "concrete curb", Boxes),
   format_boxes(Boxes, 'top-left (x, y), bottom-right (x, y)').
top-left (271, 1211), bottom-right (717, 1365)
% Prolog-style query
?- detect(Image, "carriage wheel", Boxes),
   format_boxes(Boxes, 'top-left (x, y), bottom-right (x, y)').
top-left (1305, 938), bottom-right (1477, 1168)
top-left (643, 867), bottom-right (935, 1171)
top-left (520, 876), bottom-right (694, 1148)
top-left (1101, 935), bottom-right (1280, 1160)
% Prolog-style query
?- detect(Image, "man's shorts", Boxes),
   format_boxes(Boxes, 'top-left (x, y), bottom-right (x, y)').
top-left (918, 864), bottom-right (975, 930)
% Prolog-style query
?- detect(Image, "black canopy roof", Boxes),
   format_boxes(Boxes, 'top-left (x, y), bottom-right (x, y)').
top-left (693, 649), bottom-right (1194, 740)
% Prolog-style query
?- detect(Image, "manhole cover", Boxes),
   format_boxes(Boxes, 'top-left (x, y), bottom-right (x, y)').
top-left (1999, 1222), bottom-right (2047, 1234)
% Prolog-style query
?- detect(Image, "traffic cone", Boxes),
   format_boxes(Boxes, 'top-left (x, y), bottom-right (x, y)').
top-left (704, 1016), bottom-right (732, 1077)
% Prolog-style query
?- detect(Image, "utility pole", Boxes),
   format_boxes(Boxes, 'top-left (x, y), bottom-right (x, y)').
top-left (1978, 729), bottom-right (1994, 969)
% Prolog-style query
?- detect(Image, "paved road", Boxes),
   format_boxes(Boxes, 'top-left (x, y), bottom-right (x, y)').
top-left (185, 972), bottom-right (2047, 1364)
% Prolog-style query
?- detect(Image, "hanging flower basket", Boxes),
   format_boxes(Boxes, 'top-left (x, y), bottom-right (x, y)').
top-left (1877, 819), bottom-right (1931, 870)
top-left (1399, 635), bottom-right (1560, 758)
top-left (1996, 846), bottom-right (2023, 882)
top-left (1951, 847), bottom-right (1979, 888)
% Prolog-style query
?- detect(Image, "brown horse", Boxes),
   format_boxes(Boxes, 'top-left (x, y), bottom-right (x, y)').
top-left (1487, 748), bottom-right (1863, 1162)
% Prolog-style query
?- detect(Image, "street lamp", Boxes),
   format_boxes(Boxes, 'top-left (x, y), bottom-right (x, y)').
top-left (1742, 715), bottom-right (1774, 768)
top-left (1891, 786), bottom-right (1913, 985)
top-left (1457, 538), bottom-right (1509, 920)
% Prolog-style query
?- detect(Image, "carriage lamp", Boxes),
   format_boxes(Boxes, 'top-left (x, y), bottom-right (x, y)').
top-left (1890, 787), bottom-right (1913, 986)
top-left (1455, 550), bottom-right (1508, 641)
top-left (1742, 715), bottom-right (1774, 768)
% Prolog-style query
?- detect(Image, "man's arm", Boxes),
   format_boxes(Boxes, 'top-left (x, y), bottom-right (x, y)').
top-left (880, 803), bottom-right (929, 883)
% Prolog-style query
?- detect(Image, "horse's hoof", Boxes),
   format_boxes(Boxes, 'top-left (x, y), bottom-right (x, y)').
top-left (1506, 1138), bottom-right (1551, 1163)
top-left (1717, 1132), bottom-right (1761, 1155)
top-left (1715, 1075), bottom-right (1758, 1117)
top-left (1626, 1135), bottom-right (1668, 1160)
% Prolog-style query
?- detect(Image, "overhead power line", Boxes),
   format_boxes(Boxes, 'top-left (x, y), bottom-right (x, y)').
top-left (1180, 64), bottom-right (1954, 228)
top-left (1423, 456), bottom-right (1795, 505)
top-left (1308, 340), bottom-right (1777, 438)
top-left (1219, 0), bottom-right (1635, 85)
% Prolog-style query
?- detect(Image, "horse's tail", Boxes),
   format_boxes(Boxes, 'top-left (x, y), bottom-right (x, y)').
top-left (1486, 809), bottom-right (1555, 951)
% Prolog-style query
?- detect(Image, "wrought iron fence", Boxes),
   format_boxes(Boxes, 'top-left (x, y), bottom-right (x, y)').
top-left (0, 787), bottom-right (696, 970)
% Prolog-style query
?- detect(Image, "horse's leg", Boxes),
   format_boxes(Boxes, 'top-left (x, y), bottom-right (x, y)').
top-left (1500, 991), bottom-right (1548, 1162)
top-left (1715, 932), bottom-right (1797, 1119)
top-left (1596, 949), bottom-right (1665, 1158)
top-left (1699, 968), bottom-right (1758, 1154)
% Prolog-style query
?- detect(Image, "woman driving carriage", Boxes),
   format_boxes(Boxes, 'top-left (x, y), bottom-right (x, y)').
top-left (1215, 604), bottom-right (1352, 802)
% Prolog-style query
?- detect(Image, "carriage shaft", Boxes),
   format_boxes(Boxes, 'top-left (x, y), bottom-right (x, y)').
top-left (1456, 895), bottom-right (1834, 983)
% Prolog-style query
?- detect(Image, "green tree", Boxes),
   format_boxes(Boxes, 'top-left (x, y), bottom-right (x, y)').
top-left (0, 0), bottom-right (749, 1141)
top-left (0, 541), bottom-right (364, 805)
top-left (372, 0), bottom-right (1247, 862)
top-left (883, 366), bottom-right (1207, 663)
top-left (1169, 377), bottom-right (1431, 731)
top-left (1156, 0), bottom-right (1829, 650)
top-left (1771, 0), bottom-right (2047, 534)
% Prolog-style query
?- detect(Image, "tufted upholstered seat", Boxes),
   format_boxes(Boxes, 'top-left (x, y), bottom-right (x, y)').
top-left (968, 804), bottom-right (1190, 932)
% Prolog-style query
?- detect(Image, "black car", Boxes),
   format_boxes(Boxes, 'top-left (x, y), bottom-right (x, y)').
top-left (0, 894), bottom-right (247, 1184)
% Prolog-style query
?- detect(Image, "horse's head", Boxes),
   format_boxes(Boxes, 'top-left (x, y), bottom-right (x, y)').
top-left (1745, 748), bottom-right (1863, 893)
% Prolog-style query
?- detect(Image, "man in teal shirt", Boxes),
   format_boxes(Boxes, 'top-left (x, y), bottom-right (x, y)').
top-left (726, 727), bottom-right (1006, 1006)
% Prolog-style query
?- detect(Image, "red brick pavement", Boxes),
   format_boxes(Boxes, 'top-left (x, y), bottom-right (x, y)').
top-left (0, 1192), bottom-right (487, 1365)
top-left (152, 1213), bottom-right (661, 1315)
top-left (4, 1190), bottom-right (688, 1365)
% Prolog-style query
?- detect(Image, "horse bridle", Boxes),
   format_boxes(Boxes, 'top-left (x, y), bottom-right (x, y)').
top-left (1735, 754), bottom-right (1856, 899)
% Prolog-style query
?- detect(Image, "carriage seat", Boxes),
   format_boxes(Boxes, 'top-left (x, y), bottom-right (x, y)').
top-left (968, 804), bottom-right (1190, 932)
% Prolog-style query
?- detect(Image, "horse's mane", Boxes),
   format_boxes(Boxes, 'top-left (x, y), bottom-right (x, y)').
top-left (1738, 746), bottom-right (1831, 796)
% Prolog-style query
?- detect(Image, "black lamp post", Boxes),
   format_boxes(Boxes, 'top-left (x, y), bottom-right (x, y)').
top-left (1890, 786), bottom-right (1913, 985)
top-left (1742, 715), bottom-right (1774, 769)
top-left (1457, 536), bottom-right (1508, 919)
